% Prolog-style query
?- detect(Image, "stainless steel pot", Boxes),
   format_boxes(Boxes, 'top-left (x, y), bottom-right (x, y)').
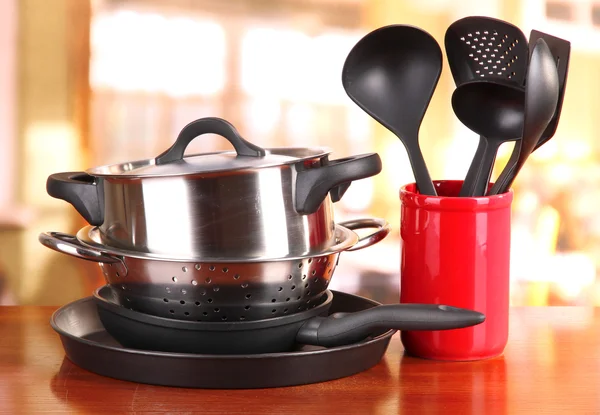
top-left (39, 218), bottom-right (390, 322)
top-left (46, 117), bottom-right (382, 260)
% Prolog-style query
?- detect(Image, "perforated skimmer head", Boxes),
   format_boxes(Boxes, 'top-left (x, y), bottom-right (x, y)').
top-left (445, 16), bottom-right (529, 86)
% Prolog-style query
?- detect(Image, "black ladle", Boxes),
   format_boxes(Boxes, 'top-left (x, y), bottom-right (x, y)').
top-left (490, 30), bottom-right (571, 194)
top-left (451, 79), bottom-right (525, 196)
top-left (487, 38), bottom-right (559, 195)
top-left (342, 24), bottom-right (441, 196)
top-left (444, 16), bottom-right (529, 196)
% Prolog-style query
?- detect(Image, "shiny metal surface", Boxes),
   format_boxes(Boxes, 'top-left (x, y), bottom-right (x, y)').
top-left (39, 219), bottom-right (389, 322)
top-left (86, 147), bottom-right (332, 178)
top-left (97, 162), bottom-right (338, 260)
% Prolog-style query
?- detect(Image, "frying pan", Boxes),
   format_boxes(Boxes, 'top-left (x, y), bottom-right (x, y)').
top-left (93, 285), bottom-right (486, 355)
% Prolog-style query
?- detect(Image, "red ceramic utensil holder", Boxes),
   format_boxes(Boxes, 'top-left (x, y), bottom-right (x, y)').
top-left (399, 180), bottom-right (513, 361)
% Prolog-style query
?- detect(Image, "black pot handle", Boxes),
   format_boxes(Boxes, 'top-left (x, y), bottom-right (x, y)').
top-left (155, 117), bottom-right (266, 165)
top-left (296, 304), bottom-right (486, 348)
top-left (295, 153), bottom-right (382, 215)
top-left (47, 172), bottom-right (104, 226)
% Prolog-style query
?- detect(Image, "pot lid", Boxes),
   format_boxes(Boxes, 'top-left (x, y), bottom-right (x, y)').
top-left (85, 117), bottom-right (331, 178)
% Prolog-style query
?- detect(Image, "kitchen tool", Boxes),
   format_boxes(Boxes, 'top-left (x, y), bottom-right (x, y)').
top-left (490, 30), bottom-right (571, 193)
top-left (51, 290), bottom-right (395, 389)
top-left (342, 24), bottom-right (441, 196)
top-left (399, 180), bottom-right (513, 360)
top-left (444, 16), bottom-right (529, 196)
top-left (487, 38), bottom-right (560, 195)
top-left (39, 218), bottom-right (390, 322)
top-left (46, 116), bottom-right (382, 260)
top-left (93, 285), bottom-right (485, 355)
top-left (451, 80), bottom-right (524, 196)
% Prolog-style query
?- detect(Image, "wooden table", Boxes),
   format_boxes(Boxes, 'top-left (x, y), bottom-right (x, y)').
top-left (0, 305), bottom-right (598, 414)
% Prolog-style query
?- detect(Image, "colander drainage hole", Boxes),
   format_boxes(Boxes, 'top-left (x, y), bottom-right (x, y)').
top-left (222, 316), bottom-right (227, 320)
top-left (206, 278), bottom-right (212, 284)
top-left (233, 274), bottom-right (240, 280)
top-left (291, 285), bottom-right (296, 290)
top-left (284, 309), bottom-right (288, 314)
top-left (241, 283), bottom-right (249, 288)
top-left (271, 299), bottom-right (276, 303)
top-left (288, 275), bottom-right (293, 280)
top-left (298, 263), bottom-right (303, 269)
top-left (191, 280), bottom-right (198, 286)
top-left (222, 267), bottom-right (228, 273)
top-left (214, 308), bottom-right (220, 312)
top-left (169, 310), bottom-right (175, 314)
top-left (195, 301), bottom-right (200, 306)
top-left (213, 287), bottom-right (220, 292)
top-left (180, 300), bottom-right (185, 305)
top-left (182, 266), bottom-right (188, 272)
top-left (245, 294), bottom-right (252, 299)
top-left (116, 272), bottom-right (120, 277)
top-left (240, 316), bottom-right (245, 321)
top-left (308, 258), bottom-right (312, 264)
top-left (163, 298), bottom-right (168, 302)
top-left (278, 287), bottom-right (283, 291)
top-left (207, 298), bottom-right (213, 303)
top-left (184, 312), bottom-right (190, 316)
top-left (297, 296), bottom-right (301, 300)
top-left (286, 298), bottom-right (290, 302)
top-left (314, 278), bottom-right (318, 283)
top-left (172, 276), bottom-right (178, 283)
top-left (209, 265), bottom-right (215, 271)
top-left (302, 275), bottom-right (306, 280)
top-left (312, 270), bottom-right (316, 276)
top-left (203, 312), bottom-right (208, 316)
top-left (271, 309), bottom-right (276, 313)
top-left (195, 264), bottom-right (201, 270)
top-left (245, 305), bottom-right (250, 310)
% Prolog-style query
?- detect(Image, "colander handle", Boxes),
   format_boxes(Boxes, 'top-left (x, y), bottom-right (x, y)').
top-left (38, 231), bottom-right (128, 277)
top-left (155, 117), bottom-right (266, 165)
top-left (339, 218), bottom-right (390, 251)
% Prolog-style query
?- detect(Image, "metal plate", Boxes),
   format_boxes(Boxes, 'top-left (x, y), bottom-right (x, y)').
top-left (51, 290), bottom-right (395, 389)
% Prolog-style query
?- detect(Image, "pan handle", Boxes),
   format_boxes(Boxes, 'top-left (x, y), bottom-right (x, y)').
top-left (297, 304), bottom-right (486, 348)
top-left (338, 218), bottom-right (390, 251)
top-left (38, 231), bottom-right (128, 277)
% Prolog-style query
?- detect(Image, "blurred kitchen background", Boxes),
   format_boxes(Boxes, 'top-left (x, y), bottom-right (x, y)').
top-left (0, 0), bottom-right (599, 307)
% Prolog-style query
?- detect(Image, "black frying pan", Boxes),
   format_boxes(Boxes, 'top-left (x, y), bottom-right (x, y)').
top-left (94, 286), bottom-right (485, 354)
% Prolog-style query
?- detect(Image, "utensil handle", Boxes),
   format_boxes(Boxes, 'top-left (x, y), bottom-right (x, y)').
top-left (487, 140), bottom-right (521, 195)
top-left (46, 172), bottom-right (104, 226)
top-left (470, 139), bottom-right (503, 197)
top-left (155, 117), bottom-right (266, 165)
top-left (297, 304), bottom-right (485, 348)
top-left (338, 218), bottom-right (390, 251)
top-left (295, 153), bottom-right (382, 214)
top-left (407, 145), bottom-right (437, 196)
top-left (459, 135), bottom-right (487, 196)
top-left (38, 231), bottom-right (128, 277)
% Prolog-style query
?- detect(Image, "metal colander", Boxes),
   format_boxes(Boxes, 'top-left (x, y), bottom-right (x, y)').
top-left (39, 218), bottom-right (389, 322)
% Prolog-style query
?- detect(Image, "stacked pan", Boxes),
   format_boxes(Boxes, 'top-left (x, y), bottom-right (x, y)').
top-left (40, 116), bottom-right (485, 355)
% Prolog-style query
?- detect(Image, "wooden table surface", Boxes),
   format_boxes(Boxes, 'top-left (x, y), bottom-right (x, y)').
top-left (0, 305), bottom-right (599, 414)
